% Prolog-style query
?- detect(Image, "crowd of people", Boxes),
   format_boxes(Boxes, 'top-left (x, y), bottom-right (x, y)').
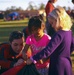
top-left (0, 0), bottom-right (74, 75)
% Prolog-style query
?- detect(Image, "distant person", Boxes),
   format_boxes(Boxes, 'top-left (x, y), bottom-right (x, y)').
top-left (26, 6), bottom-right (74, 75)
top-left (0, 31), bottom-right (25, 74)
top-left (45, 0), bottom-right (57, 37)
top-left (22, 15), bottom-right (51, 75)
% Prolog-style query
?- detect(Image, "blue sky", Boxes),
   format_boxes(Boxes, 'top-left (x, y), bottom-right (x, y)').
top-left (0, 0), bottom-right (74, 10)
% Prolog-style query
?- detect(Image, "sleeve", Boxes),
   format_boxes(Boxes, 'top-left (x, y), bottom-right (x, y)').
top-left (26, 36), bottom-right (31, 45)
top-left (32, 33), bottom-right (63, 61)
top-left (0, 47), bottom-right (16, 69)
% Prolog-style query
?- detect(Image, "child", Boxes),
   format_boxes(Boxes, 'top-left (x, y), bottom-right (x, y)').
top-left (0, 31), bottom-right (25, 74)
top-left (22, 14), bottom-right (44, 41)
top-left (22, 15), bottom-right (51, 75)
top-left (26, 6), bottom-right (74, 75)
top-left (45, 0), bottom-right (57, 37)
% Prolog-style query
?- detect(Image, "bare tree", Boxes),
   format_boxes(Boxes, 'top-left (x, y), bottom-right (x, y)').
top-left (38, 3), bottom-right (45, 10)
top-left (26, 1), bottom-right (37, 10)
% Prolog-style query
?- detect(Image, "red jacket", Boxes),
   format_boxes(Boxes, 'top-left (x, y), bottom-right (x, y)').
top-left (45, 1), bottom-right (54, 17)
top-left (0, 43), bottom-right (22, 69)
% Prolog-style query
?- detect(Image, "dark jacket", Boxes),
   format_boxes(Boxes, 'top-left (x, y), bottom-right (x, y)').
top-left (0, 43), bottom-right (22, 74)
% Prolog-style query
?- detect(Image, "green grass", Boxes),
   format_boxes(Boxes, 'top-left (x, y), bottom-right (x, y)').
top-left (0, 19), bottom-right (28, 43)
top-left (0, 18), bottom-right (28, 25)
top-left (0, 25), bottom-right (26, 43)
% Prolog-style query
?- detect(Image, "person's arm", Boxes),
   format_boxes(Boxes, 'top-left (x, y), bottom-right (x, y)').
top-left (22, 44), bottom-right (30, 60)
top-left (22, 35), bottom-right (32, 60)
top-left (0, 47), bottom-right (16, 69)
top-left (27, 33), bottom-right (62, 65)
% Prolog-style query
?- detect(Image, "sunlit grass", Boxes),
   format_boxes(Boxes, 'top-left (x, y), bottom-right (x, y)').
top-left (0, 18), bottom-right (29, 25)
top-left (0, 20), bottom-right (28, 43)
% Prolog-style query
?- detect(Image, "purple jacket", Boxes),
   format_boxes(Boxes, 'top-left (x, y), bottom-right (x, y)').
top-left (32, 30), bottom-right (74, 75)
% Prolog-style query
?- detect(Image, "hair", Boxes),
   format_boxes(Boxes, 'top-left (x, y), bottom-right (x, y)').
top-left (48, 6), bottom-right (72, 31)
top-left (48, 0), bottom-right (57, 3)
top-left (28, 15), bottom-right (45, 34)
top-left (9, 31), bottom-right (24, 43)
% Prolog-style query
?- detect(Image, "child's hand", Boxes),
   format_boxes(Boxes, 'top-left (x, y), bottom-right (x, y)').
top-left (26, 59), bottom-right (33, 65)
top-left (14, 59), bottom-right (24, 67)
top-left (22, 52), bottom-right (28, 60)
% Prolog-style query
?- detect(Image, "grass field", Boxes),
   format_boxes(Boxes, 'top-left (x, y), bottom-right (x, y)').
top-left (0, 19), bottom-right (74, 73)
top-left (0, 25), bottom-right (27, 43)
top-left (0, 19), bottom-right (28, 43)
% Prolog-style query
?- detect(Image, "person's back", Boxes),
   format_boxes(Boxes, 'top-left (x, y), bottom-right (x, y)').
top-left (45, 0), bottom-right (54, 17)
